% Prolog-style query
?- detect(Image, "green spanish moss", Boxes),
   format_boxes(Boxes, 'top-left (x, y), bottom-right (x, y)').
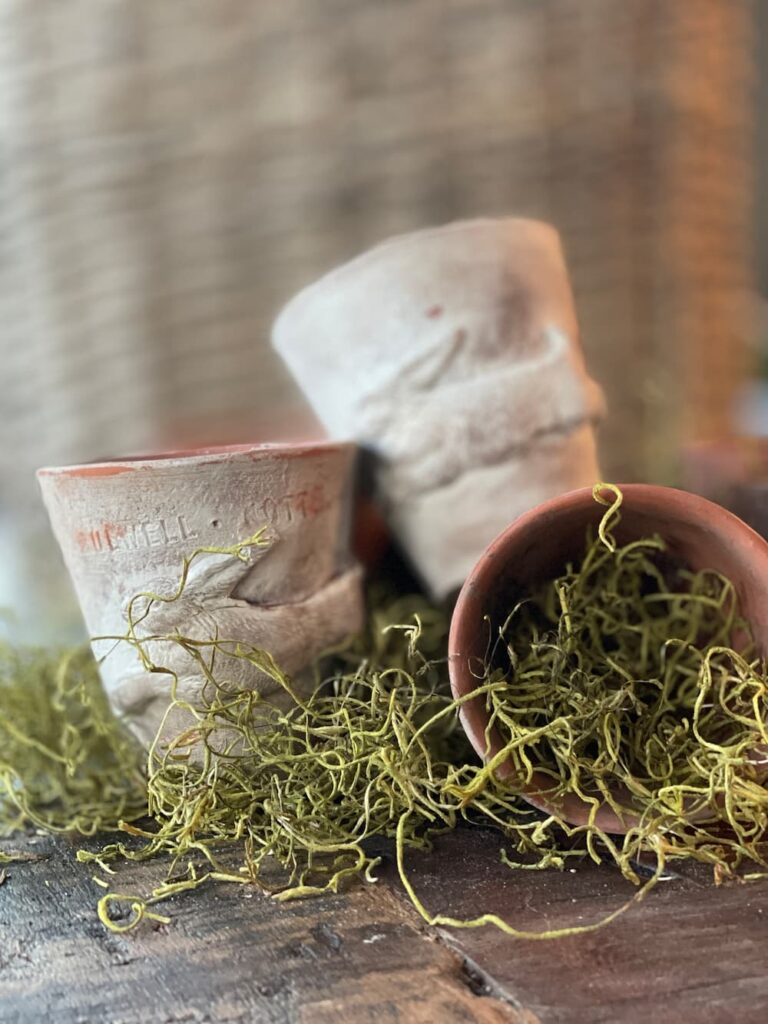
top-left (81, 591), bottom-right (657, 940)
top-left (0, 643), bottom-right (145, 851)
top-left (2, 484), bottom-right (767, 935)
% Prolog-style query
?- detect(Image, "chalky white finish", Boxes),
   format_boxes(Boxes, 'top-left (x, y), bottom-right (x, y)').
top-left (272, 218), bottom-right (604, 596)
top-left (38, 443), bottom-right (362, 746)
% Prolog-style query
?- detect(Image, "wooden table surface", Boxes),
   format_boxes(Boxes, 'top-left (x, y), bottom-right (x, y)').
top-left (1, 824), bottom-right (767, 1024)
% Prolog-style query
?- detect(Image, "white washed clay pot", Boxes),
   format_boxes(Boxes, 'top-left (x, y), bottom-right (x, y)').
top-left (272, 218), bottom-right (606, 598)
top-left (38, 443), bottom-right (363, 747)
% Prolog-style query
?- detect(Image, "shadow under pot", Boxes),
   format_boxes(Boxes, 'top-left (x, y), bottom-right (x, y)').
top-left (448, 484), bottom-right (768, 834)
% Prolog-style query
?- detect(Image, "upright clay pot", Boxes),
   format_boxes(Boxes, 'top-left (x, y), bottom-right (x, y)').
top-left (38, 442), bottom-right (363, 747)
top-left (448, 484), bottom-right (768, 833)
top-left (272, 218), bottom-right (605, 600)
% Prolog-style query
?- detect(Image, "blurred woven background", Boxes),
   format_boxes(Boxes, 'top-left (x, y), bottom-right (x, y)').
top-left (0, 0), bottom-right (763, 638)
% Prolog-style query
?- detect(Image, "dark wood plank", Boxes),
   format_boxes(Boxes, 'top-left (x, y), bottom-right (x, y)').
top-left (0, 832), bottom-right (529, 1024)
top-left (3, 824), bottom-right (767, 1023)
top-left (384, 827), bottom-right (768, 1024)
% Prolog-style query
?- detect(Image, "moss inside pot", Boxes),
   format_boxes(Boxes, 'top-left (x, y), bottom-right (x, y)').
top-left (449, 484), bottom-right (768, 837)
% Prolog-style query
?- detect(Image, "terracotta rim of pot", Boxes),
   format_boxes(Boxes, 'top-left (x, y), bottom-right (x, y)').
top-left (37, 440), bottom-right (355, 478)
top-left (448, 483), bottom-right (768, 834)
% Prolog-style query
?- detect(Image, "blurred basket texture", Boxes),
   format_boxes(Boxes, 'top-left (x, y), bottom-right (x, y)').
top-left (0, 0), bottom-right (757, 636)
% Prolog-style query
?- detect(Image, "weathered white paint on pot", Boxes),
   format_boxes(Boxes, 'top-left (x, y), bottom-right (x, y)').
top-left (38, 442), bottom-right (363, 747)
top-left (272, 218), bottom-right (605, 598)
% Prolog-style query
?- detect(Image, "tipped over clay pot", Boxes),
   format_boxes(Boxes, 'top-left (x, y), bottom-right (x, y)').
top-left (272, 218), bottom-right (605, 599)
top-left (448, 484), bottom-right (768, 833)
top-left (38, 442), bottom-right (363, 747)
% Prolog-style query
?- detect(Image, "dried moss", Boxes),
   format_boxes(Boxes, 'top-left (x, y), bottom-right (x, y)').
top-left (0, 643), bottom-right (145, 843)
top-left (2, 484), bottom-right (767, 936)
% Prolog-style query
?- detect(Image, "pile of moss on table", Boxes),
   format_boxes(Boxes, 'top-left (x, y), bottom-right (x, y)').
top-left (2, 485), bottom-right (767, 935)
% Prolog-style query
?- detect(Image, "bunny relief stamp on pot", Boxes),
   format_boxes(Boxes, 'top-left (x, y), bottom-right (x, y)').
top-left (38, 443), bottom-right (363, 747)
top-left (272, 218), bottom-right (606, 598)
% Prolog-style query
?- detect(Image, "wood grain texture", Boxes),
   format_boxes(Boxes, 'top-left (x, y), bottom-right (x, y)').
top-left (0, 831), bottom-right (529, 1024)
top-left (384, 827), bottom-right (768, 1024)
top-left (2, 825), bottom-right (767, 1023)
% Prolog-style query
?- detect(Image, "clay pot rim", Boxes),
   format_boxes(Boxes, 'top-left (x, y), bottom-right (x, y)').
top-left (274, 217), bottom-right (560, 328)
top-left (448, 483), bottom-right (768, 834)
top-left (37, 440), bottom-right (356, 478)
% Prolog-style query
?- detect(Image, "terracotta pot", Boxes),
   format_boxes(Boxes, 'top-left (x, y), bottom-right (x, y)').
top-left (272, 218), bottom-right (605, 599)
top-left (448, 484), bottom-right (768, 833)
top-left (38, 442), bottom-right (363, 747)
